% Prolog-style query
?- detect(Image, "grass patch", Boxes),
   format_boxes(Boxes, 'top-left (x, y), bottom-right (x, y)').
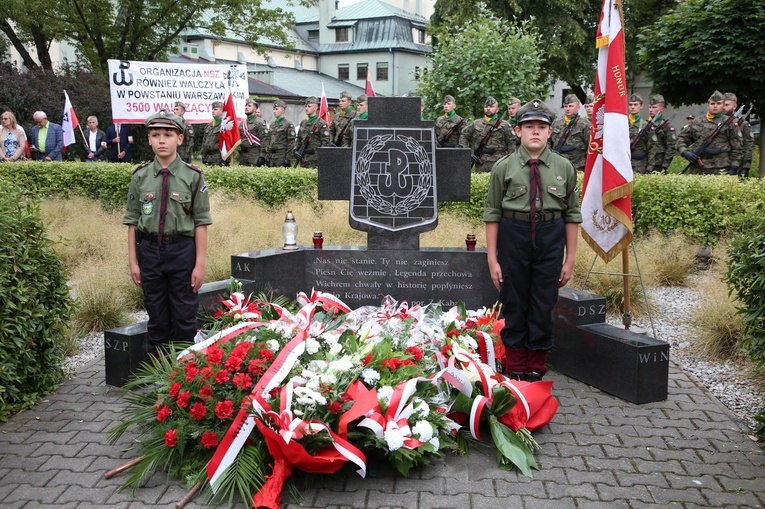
top-left (71, 280), bottom-right (132, 333)
top-left (691, 269), bottom-right (746, 359)
top-left (635, 232), bottom-right (697, 287)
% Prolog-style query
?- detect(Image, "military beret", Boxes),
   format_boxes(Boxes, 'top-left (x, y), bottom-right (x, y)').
top-left (145, 109), bottom-right (186, 132)
top-left (211, 101), bottom-right (224, 108)
top-left (516, 98), bottom-right (555, 125)
top-left (686, 114), bottom-right (695, 120)
top-left (357, 94), bottom-right (368, 103)
top-left (708, 90), bottom-right (724, 102)
top-left (585, 95), bottom-right (594, 104)
top-left (629, 93), bottom-right (643, 103)
top-left (244, 98), bottom-right (256, 106)
top-left (485, 96), bottom-right (497, 106)
top-left (173, 101), bottom-right (187, 110)
top-left (305, 96), bottom-right (319, 105)
top-left (649, 94), bottom-right (665, 106)
top-left (273, 99), bottom-right (286, 109)
top-left (443, 94), bottom-right (456, 104)
top-left (563, 94), bottom-right (579, 105)
top-left (339, 90), bottom-right (353, 100)
top-left (507, 96), bottom-right (521, 106)
top-left (723, 92), bottom-right (738, 103)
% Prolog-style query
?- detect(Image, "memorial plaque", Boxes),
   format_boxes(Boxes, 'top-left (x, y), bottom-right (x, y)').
top-left (104, 321), bottom-right (149, 387)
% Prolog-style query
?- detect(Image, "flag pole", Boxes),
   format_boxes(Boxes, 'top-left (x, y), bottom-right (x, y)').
top-left (622, 247), bottom-right (631, 328)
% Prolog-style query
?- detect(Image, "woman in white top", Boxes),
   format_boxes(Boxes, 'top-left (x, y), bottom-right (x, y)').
top-left (0, 111), bottom-right (27, 162)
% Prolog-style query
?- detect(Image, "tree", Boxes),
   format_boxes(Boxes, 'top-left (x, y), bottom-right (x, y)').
top-left (637, 0), bottom-right (765, 172)
top-left (2, 0), bottom-right (300, 73)
top-left (417, 4), bottom-right (547, 120)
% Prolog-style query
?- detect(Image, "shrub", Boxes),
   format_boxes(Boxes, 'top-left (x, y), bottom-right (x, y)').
top-left (71, 281), bottom-right (132, 333)
top-left (0, 182), bottom-right (76, 421)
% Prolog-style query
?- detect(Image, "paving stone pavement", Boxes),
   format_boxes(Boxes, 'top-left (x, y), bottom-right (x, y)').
top-left (1, 356), bottom-right (763, 509)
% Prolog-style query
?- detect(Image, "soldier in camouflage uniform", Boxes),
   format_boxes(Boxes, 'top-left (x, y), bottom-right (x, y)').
top-left (330, 91), bottom-right (356, 147)
top-left (723, 92), bottom-right (753, 177)
top-left (201, 101), bottom-right (225, 166)
top-left (173, 101), bottom-right (194, 163)
top-left (645, 94), bottom-right (677, 173)
top-left (677, 90), bottom-right (742, 175)
top-left (506, 97), bottom-right (521, 149)
top-left (341, 94), bottom-right (368, 148)
top-left (293, 96), bottom-right (330, 168)
top-left (267, 100), bottom-right (295, 167)
top-left (628, 94), bottom-right (649, 174)
top-left (459, 96), bottom-right (516, 173)
top-left (584, 95), bottom-right (594, 123)
top-left (550, 94), bottom-right (590, 171)
top-left (239, 98), bottom-right (268, 166)
top-left (434, 95), bottom-right (464, 148)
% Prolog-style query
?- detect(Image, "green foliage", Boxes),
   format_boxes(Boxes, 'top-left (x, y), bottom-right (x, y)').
top-left (72, 282), bottom-right (131, 333)
top-left (419, 4), bottom-right (547, 119)
top-left (0, 182), bottom-right (76, 421)
top-left (724, 218), bottom-right (765, 368)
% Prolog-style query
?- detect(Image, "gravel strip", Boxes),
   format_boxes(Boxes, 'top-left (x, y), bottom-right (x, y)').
top-left (65, 289), bottom-right (764, 434)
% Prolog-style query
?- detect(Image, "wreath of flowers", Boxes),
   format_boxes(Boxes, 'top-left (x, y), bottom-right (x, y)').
top-left (109, 289), bottom-right (559, 509)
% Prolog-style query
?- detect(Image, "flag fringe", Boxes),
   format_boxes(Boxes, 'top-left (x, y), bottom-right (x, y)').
top-left (596, 36), bottom-right (609, 48)
top-left (581, 229), bottom-right (632, 264)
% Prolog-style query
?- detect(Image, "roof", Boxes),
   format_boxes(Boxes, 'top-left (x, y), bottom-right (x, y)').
top-left (318, 17), bottom-right (430, 54)
top-left (295, 0), bottom-right (427, 25)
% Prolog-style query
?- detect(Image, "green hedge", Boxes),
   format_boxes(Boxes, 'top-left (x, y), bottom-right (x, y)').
top-left (2, 161), bottom-right (764, 241)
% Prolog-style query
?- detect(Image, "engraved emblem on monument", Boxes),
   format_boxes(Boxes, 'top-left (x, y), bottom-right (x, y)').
top-left (350, 127), bottom-right (436, 231)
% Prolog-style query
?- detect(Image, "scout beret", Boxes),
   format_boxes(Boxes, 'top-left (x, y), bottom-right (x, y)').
top-left (305, 96), bottom-right (319, 105)
top-left (649, 94), bottom-right (665, 106)
top-left (145, 109), bottom-right (186, 132)
top-left (507, 97), bottom-right (521, 106)
top-left (516, 99), bottom-right (555, 125)
top-left (563, 94), bottom-right (579, 105)
top-left (339, 90), bottom-right (353, 100)
top-left (443, 94), bottom-right (456, 104)
top-left (485, 96), bottom-right (497, 106)
top-left (357, 94), bottom-right (368, 103)
top-left (708, 90), bottom-right (724, 102)
top-left (173, 101), bottom-right (186, 110)
top-left (211, 101), bottom-right (224, 108)
top-left (629, 93), bottom-right (643, 103)
top-left (273, 99), bottom-right (286, 109)
top-left (723, 92), bottom-right (738, 103)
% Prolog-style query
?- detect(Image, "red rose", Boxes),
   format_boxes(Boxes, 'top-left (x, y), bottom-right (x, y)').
top-left (248, 359), bottom-right (266, 377)
top-left (176, 391), bottom-right (191, 409)
top-left (215, 400), bottom-right (235, 419)
top-left (206, 346), bottom-right (224, 365)
top-left (185, 366), bottom-right (200, 382)
top-left (362, 353), bottom-right (374, 366)
top-left (164, 429), bottom-right (178, 448)
top-left (190, 402), bottom-right (207, 421)
top-left (201, 431), bottom-right (219, 449)
top-left (328, 401), bottom-right (342, 413)
top-left (214, 370), bottom-right (230, 384)
top-left (259, 348), bottom-right (274, 361)
top-left (406, 346), bottom-right (424, 361)
top-left (199, 384), bottom-right (214, 400)
top-left (156, 405), bottom-right (171, 422)
top-left (225, 355), bottom-right (243, 372)
top-left (169, 382), bottom-right (182, 398)
top-left (233, 373), bottom-right (252, 390)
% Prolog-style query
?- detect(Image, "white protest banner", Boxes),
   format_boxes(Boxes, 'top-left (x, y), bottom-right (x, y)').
top-left (108, 60), bottom-right (249, 123)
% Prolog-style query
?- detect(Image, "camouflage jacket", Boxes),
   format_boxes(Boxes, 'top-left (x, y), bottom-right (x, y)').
top-left (267, 117), bottom-right (296, 167)
top-left (201, 121), bottom-right (222, 166)
top-left (434, 113), bottom-right (465, 148)
top-left (294, 116), bottom-right (330, 168)
top-left (330, 108), bottom-right (356, 146)
top-left (646, 115), bottom-right (678, 172)
top-left (737, 120), bottom-right (754, 170)
top-left (629, 118), bottom-right (649, 174)
top-left (550, 115), bottom-right (590, 171)
top-left (677, 115), bottom-right (742, 172)
top-left (238, 115), bottom-right (268, 165)
top-left (459, 117), bottom-right (516, 172)
top-left (178, 122), bottom-right (194, 163)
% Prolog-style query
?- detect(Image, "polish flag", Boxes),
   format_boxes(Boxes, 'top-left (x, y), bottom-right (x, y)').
top-left (62, 90), bottom-right (79, 147)
top-left (319, 83), bottom-right (331, 125)
top-left (365, 69), bottom-right (376, 97)
top-left (581, 0), bottom-right (633, 262)
top-left (219, 92), bottom-right (241, 160)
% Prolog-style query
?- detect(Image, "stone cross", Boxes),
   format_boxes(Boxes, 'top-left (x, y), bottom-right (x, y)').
top-left (318, 96), bottom-right (472, 250)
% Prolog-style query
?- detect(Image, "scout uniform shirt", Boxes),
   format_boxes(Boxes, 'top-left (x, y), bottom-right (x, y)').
top-left (484, 145), bottom-right (582, 225)
top-left (123, 156), bottom-right (212, 236)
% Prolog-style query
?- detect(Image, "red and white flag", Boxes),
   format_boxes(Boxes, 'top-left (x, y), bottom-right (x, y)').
top-left (365, 69), bottom-right (376, 97)
top-left (319, 83), bottom-right (331, 125)
top-left (219, 92), bottom-right (241, 160)
top-left (62, 90), bottom-right (79, 147)
top-left (581, 0), bottom-right (633, 263)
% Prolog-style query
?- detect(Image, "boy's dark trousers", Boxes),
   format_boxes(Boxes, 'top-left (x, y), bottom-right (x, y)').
top-left (138, 234), bottom-right (198, 348)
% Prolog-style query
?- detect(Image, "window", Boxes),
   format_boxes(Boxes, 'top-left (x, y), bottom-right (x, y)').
top-left (307, 29), bottom-right (319, 39)
top-left (336, 28), bottom-right (349, 42)
top-left (357, 63), bottom-right (368, 80)
top-left (416, 29), bottom-right (426, 44)
top-left (376, 62), bottom-right (389, 81)
top-left (338, 64), bottom-right (349, 81)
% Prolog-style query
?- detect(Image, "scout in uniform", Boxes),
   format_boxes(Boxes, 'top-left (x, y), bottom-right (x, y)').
top-left (293, 96), bottom-right (330, 168)
top-left (677, 90), bottom-right (742, 175)
top-left (550, 94), bottom-right (590, 171)
top-left (628, 93), bottom-right (649, 174)
top-left (434, 94), bottom-right (464, 148)
top-left (646, 94), bottom-right (677, 173)
top-left (330, 91), bottom-right (356, 146)
top-left (173, 101), bottom-right (194, 163)
top-left (484, 99), bottom-right (581, 381)
top-left (123, 110), bottom-right (212, 352)
top-left (201, 100), bottom-right (225, 166)
top-left (723, 92), bottom-right (753, 177)
top-left (267, 100), bottom-right (295, 167)
top-left (239, 98), bottom-right (269, 166)
top-left (459, 96), bottom-right (516, 173)
top-left (341, 94), bottom-right (368, 148)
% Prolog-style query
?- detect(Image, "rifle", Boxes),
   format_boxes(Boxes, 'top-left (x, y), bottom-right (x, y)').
top-left (437, 118), bottom-right (466, 147)
top-left (735, 105), bottom-right (753, 128)
top-left (294, 121), bottom-right (320, 167)
top-left (681, 104), bottom-right (745, 174)
top-left (553, 114), bottom-right (579, 154)
top-left (473, 113), bottom-right (506, 166)
top-left (630, 117), bottom-right (656, 151)
top-left (332, 117), bottom-right (352, 147)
